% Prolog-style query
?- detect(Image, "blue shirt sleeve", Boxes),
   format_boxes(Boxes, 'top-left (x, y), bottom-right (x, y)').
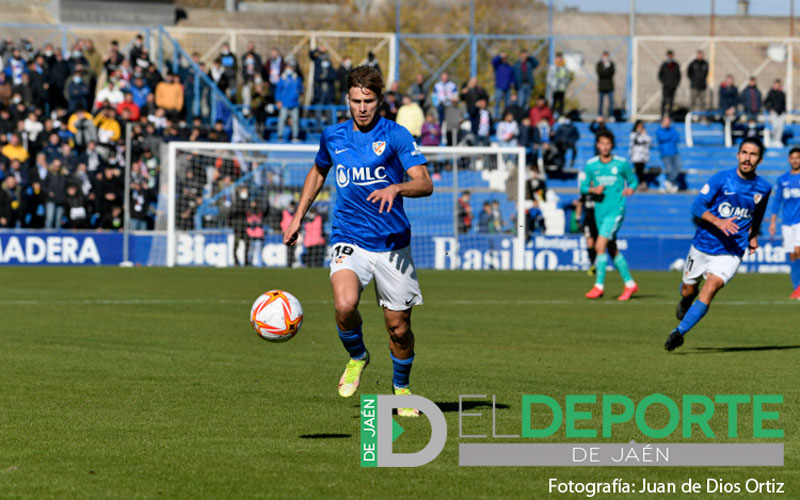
top-left (691, 172), bottom-right (723, 219)
top-left (314, 131), bottom-right (332, 169)
top-left (391, 125), bottom-right (427, 171)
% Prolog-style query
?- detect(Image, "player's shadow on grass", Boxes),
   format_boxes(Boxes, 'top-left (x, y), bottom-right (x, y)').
top-left (683, 345), bottom-right (800, 354)
top-left (435, 401), bottom-right (510, 412)
top-left (299, 433), bottom-right (351, 439)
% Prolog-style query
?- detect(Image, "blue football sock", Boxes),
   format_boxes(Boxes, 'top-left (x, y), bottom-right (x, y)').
top-left (595, 253), bottom-right (608, 287)
top-left (390, 353), bottom-right (414, 388)
top-left (338, 324), bottom-right (366, 360)
top-left (677, 300), bottom-right (709, 335)
top-left (791, 260), bottom-right (800, 289)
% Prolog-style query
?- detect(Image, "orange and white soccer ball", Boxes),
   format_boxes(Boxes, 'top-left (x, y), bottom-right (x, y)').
top-left (250, 290), bottom-right (303, 342)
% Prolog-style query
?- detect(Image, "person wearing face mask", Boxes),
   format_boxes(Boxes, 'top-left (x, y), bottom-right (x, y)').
top-left (241, 41), bottom-right (263, 84)
top-left (128, 34), bottom-right (144, 65)
top-left (65, 69), bottom-right (90, 112)
top-left (218, 42), bottom-right (238, 98)
top-left (275, 63), bottom-right (302, 142)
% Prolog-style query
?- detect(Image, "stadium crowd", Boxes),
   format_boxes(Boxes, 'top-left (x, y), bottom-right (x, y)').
top-left (0, 33), bottom-right (790, 234)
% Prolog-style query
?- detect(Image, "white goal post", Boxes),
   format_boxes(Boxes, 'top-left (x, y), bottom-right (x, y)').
top-left (163, 141), bottom-right (529, 270)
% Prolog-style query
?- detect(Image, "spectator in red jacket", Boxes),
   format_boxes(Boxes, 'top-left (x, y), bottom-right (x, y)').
top-left (116, 91), bottom-right (140, 121)
top-left (528, 96), bottom-right (554, 128)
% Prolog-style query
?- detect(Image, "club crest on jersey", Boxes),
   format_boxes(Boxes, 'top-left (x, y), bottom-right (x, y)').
top-left (611, 166), bottom-right (618, 175)
top-left (372, 141), bottom-right (386, 156)
top-left (753, 193), bottom-right (763, 204)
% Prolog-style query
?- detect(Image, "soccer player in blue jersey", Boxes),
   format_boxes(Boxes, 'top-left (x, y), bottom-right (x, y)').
top-left (283, 66), bottom-right (433, 416)
top-left (768, 147), bottom-right (800, 299)
top-left (665, 137), bottom-right (771, 351)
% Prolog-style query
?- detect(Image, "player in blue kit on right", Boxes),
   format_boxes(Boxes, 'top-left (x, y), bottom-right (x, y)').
top-left (768, 147), bottom-right (800, 299)
top-left (665, 138), bottom-right (772, 351)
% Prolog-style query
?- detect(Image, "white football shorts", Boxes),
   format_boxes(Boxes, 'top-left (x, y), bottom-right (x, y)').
top-left (782, 223), bottom-right (800, 250)
top-left (682, 245), bottom-right (742, 286)
top-left (329, 242), bottom-right (423, 311)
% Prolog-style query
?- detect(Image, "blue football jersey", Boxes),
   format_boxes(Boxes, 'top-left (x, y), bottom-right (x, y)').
top-left (314, 117), bottom-right (427, 251)
top-left (692, 168), bottom-right (772, 257)
top-left (770, 170), bottom-right (800, 226)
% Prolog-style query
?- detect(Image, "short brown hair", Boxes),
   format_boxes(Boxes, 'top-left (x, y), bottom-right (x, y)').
top-left (347, 65), bottom-right (384, 96)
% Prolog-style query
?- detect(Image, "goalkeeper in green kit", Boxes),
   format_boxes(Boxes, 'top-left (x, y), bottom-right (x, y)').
top-left (580, 130), bottom-right (639, 300)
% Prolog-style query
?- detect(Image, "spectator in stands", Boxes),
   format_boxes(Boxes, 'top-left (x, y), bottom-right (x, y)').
top-left (518, 116), bottom-right (541, 167)
top-left (2, 133), bottom-right (29, 165)
top-left (596, 50), bottom-right (615, 119)
top-left (156, 72), bottom-right (184, 122)
top-left (310, 45), bottom-right (336, 108)
top-left (497, 112), bottom-right (519, 165)
top-left (208, 58), bottom-right (229, 96)
top-left (765, 78), bottom-right (786, 147)
top-left (99, 204), bottom-right (123, 231)
top-left (478, 201), bottom-right (493, 232)
top-left (629, 120), bottom-right (652, 190)
top-left (83, 39), bottom-right (102, 92)
top-left (460, 76), bottom-right (489, 115)
top-left (396, 95), bottom-right (424, 142)
top-left (529, 96), bottom-right (553, 129)
top-left (218, 42), bottom-right (238, 98)
top-left (553, 116), bottom-right (579, 168)
top-left (263, 47), bottom-right (284, 99)
top-left (128, 34), bottom-right (144, 65)
top-left (115, 91), bottom-right (140, 122)
top-left (65, 68), bottom-right (90, 112)
top-left (687, 49), bottom-right (709, 113)
top-left (94, 107), bottom-right (122, 148)
top-left (547, 52), bottom-right (572, 117)
top-left (718, 74), bottom-right (738, 120)
top-left (14, 72), bottom-right (35, 108)
top-left (740, 76), bottom-right (762, 121)
top-left (0, 175), bottom-right (21, 228)
top-left (0, 72), bottom-right (11, 107)
top-left (23, 111), bottom-right (44, 144)
top-left (5, 48), bottom-right (27, 85)
top-left (420, 111), bottom-right (441, 147)
top-left (470, 97), bottom-right (492, 147)
top-left (432, 71), bottom-right (458, 126)
top-left (302, 206), bottom-right (326, 268)
top-left (656, 116), bottom-right (681, 193)
top-left (63, 180), bottom-right (88, 229)
top-left (365, 50), bottom-right (381, 76)
top-left (491, 52), bottom-right (514, 119)
top-left (241, 41), bottom-right (263, 85)
top-left (408, 72), bottom-right (427, 111)
top-left (43, 159), bottom-right (66, 228)
top-left (457, 190), bottom-right (473, 234)
top-left (658, 49), bottom-right (680, 118)
top-left (280, 200), bottom-right (298, 267)
top-left (48, 50), bottom-right (71, 109)
top-left (589, 115), bottom-right (609, 143)
top-left (103, 40), bottom-right (124, 77)
top-left (94, 79), bottom-right (124, 111)
top-left (513, 49), bottom-right (538, 112)
top-left (504, 93), bottom-right (526, 124)
top-left (379, 81), bottom-right (401, 121)
top-left (337, 55), bottom-right (353, 106)
top-left (275, 64), bottom-right (302, 142)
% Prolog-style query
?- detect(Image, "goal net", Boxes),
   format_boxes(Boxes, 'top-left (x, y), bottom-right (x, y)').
top-left (148, 142), bottom-right (530, 270)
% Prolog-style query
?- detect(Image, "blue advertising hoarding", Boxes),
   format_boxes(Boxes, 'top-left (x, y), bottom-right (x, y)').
top-left (0, 230), bottom-right (791, 274)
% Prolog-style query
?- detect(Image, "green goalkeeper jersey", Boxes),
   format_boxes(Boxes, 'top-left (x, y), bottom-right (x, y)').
top-left (579, 155), bottom-right (638, 218)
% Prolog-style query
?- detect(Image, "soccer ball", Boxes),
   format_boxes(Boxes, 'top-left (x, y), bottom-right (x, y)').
top-left (250, 290), bottom-right (303, 342)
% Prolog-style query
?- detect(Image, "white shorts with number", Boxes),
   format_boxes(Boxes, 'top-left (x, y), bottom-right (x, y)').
top-left (782, 223), bottom-right (800, 250)
top-left (329, 243), bottom-right (423, 311)
top-left (682, 245), bottom-right (742, 286)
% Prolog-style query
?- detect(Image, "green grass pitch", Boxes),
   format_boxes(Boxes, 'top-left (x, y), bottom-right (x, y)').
top-left (0, 268), bottom-right (797, 499)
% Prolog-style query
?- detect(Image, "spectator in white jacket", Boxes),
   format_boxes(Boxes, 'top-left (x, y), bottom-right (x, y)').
top-left (629, 120), bottom-right (651, 190)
